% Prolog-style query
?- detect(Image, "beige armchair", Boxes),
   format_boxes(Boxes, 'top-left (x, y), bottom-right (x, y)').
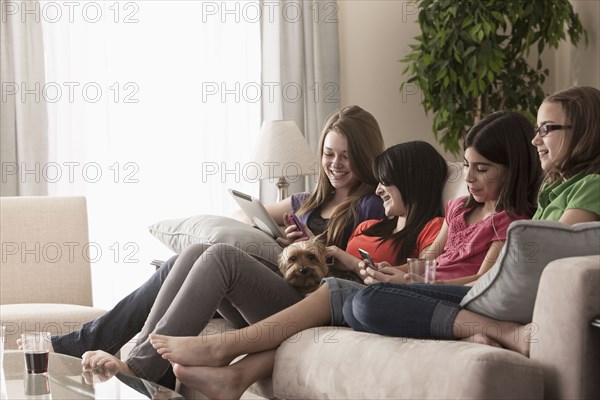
top-left (0, 196), bottom-right (106, 350)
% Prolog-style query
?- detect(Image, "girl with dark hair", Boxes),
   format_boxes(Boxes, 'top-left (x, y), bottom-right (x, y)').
top-left (355, 141), bottom-right (448, 265)
top-left (328, 141), bottom-right (448, 273)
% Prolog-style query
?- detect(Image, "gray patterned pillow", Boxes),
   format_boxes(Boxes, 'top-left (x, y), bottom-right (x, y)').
top-left (460, 220), bottom-right (600, 324)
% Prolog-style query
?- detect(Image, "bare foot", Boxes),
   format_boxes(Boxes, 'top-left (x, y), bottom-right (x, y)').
top-left (511, 323), bottom-right (534, 357)
top-left (490, 322), bottom-right (533, 356)
top-left (150, 334), bottom-right (232, 367)
top-left (462, 324), bottom-right (533, 357)
top-left (462, 333), bottom-right (502, 348)
top-left (172, 363), bottom-right (246, 400)
top-left (81, 350), bottom-right (136, 376)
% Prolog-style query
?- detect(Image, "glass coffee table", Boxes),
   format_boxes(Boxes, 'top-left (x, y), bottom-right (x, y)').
top-left (1, 350), bottom-right (184, 399)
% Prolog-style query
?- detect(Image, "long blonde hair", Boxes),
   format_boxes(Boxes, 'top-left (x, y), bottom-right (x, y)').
top-left (297, 105), bottom-right (384, 247)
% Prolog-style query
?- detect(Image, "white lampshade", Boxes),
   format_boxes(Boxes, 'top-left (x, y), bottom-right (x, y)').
top-left (252, 120), bottom-right (318, 181)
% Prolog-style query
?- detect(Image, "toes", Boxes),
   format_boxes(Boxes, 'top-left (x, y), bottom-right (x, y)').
top-left (151, 341), bottom-right (162, 350)
top-left (150, 334), bottom-right (165, 342)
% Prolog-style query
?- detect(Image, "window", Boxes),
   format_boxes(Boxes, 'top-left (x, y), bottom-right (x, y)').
top-left (41, 1), bottom-right (261, 308)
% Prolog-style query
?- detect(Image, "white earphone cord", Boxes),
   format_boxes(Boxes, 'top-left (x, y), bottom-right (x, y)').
top-left (491, 199), bottom-right (503, 243)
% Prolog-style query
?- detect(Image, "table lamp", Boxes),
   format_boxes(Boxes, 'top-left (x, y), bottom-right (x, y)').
top-left (252, 120), bottom-right (318, 202)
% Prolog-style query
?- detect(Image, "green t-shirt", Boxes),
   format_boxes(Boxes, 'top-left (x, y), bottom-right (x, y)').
top-left (533, 173), bottom-right (600, 221)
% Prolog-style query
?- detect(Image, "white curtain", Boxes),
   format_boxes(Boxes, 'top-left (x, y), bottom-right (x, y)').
top-left (41, 1), bottom-right (261, 308)
top-left (0, 0), bottom-right (48, 196)
top-left (260, 0), bottom-right (341, 201)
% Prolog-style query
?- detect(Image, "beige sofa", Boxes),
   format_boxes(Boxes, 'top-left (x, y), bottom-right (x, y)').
top-left (178, 165), bottom-right (600, 400)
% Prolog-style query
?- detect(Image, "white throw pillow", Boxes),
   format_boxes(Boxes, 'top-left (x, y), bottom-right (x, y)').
top-left (460, 220), bottom-right (600, 324)
top-left (148, 215), bottom-right (283, 266)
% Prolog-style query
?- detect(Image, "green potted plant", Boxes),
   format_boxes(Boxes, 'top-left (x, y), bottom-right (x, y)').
top-left (401, 0), bottom-right (587, 155)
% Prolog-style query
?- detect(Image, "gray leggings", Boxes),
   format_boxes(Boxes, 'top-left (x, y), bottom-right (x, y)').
top-left (126, 243), bottom-right (303, 381)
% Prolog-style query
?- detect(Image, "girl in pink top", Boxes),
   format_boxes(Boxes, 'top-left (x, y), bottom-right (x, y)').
top-left (433, 195), bottom-right (528, 281)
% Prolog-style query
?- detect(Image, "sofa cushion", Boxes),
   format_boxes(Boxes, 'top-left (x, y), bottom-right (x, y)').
top-left (272, 326), bottom-right (543, 399)
top-left (148, 215), bottom-right (283, 265)
top-left (460, 220), bottom-right (600, 324)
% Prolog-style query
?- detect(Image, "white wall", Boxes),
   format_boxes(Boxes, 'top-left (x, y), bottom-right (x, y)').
top-left (553, 0), bottom-right (600, 92)
top-left (338, 0), bottom-right (599, 158)
top-left (338, 1), bottom-right (443, 154)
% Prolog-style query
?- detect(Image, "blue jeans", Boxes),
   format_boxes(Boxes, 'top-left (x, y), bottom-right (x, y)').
top-left (343, 283), bottom-right (471, 339)
top-left (51, 255), bottom-right (179, 358)
top-left (321, 277), bottom-right (365, 326)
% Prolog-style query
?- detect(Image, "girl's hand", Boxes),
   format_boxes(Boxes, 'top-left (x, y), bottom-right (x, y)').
top-left (280, 212), bottom-right (311, 245)
top-left (360, 261), bottom-right (410, 285)
top-left (325, 246), bottom-right (366, 274)
top-left (325, 245), bottom-right (341, 259)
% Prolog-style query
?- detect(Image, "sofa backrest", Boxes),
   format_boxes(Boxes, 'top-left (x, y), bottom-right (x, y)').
top-left (0, 196), bottom-right (94, 306)
top-left (442, 162), bottom-right (468, 211)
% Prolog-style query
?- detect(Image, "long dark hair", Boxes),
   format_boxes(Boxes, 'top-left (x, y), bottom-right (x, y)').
top-left (361, 141), bottom-right (447, 264)
top-left (463, 111), bottom-right (542, 217)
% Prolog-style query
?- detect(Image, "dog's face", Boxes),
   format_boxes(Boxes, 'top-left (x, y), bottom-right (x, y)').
top-left (279, 239), bottom-right (328, 294)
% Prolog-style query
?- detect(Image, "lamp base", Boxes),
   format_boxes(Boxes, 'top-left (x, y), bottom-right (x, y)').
top-left (276, 177), bottom-right (289, 202)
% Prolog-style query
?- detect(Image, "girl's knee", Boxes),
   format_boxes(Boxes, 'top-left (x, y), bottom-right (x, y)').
top-left (179, 243), bottom-right (212, 260)
top-left (342, 292), bottom-right (360, 329)
top-left (203, 243), bottom-right (256, 264)
top-left (161, 255), bottom-right (179, 272)
top-left (347, 287), bottom-right (381, 327)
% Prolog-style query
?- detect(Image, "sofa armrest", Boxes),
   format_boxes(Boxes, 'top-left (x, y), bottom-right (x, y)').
top-left (0, 196), bottom-right (94, 306)
top-left (530, 255), bottom-right (600, 400)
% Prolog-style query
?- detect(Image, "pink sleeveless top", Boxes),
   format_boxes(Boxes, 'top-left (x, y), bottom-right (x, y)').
top-left (436, 196), bottom-right (525, 280)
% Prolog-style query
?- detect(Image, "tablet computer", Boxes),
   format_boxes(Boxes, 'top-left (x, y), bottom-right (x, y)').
top-left (228, 189), bottom-right (285, 239)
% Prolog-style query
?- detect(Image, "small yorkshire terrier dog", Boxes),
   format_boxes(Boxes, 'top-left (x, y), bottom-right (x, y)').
top-left (278, 238), bottom-right (329, 295)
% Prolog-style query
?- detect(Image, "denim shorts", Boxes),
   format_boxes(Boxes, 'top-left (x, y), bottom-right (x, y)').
top-left (321, 277), bottom-right (366, 326)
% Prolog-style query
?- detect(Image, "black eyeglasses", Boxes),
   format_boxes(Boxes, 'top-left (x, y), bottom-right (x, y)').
top-left (534, 123), bottom-right (572, 137)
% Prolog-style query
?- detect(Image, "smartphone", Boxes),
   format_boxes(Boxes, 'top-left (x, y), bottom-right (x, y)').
top-left (289, 214), bottom-right (309, 238)
top-left (358, 248), bottom-right (376, 269)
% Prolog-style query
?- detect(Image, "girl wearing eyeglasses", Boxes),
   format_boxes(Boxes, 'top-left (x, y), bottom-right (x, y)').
top-left (531, 86), bottom-right (600, 224)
